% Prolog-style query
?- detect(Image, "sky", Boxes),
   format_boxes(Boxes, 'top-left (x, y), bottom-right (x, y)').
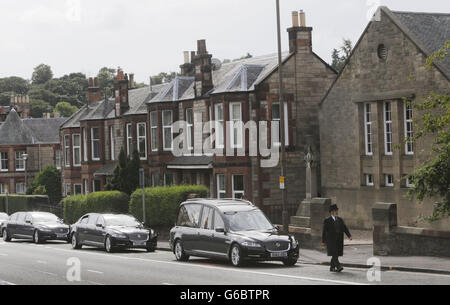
top-left (0, 0), bottom-right (449, 84)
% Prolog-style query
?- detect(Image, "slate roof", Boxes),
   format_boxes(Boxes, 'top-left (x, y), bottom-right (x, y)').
top-left (389, 9), bottom-right (450, 77)
top-left (94, 163), bottom-right (117, 176)
top-left (167, 156), bottom-right (213, 168)
top-left (0, 110), bottom-right (66, 145)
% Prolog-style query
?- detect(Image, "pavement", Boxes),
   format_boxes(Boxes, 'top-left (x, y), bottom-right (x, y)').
top-left (1, 239), bottom-right (450, 285)
top-left (156, 239), bottom-right (450, 276)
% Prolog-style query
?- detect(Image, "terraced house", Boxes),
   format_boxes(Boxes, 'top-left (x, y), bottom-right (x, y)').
top-left (60, 11), bottom-right (336, 221)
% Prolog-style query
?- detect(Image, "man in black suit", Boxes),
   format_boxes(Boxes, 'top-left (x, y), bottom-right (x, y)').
top-left (322, 204), bottom-right (352, 272)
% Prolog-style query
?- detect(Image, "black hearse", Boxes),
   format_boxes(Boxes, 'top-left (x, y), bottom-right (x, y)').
top-left (70, 213), bottom-right (157, 253)
top-left (2, 212), bottom-right (69, 243)
top-left (169, 199), bottom-right (300, 267)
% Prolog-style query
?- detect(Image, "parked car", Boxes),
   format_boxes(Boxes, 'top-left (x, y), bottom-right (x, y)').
top-left (70, 213), bottom-right (158, 253)
top-left (2, 212), bottom-right (70, 244)
top-left (169, 198), bottom-right (300, 267)
top-left (0, 213), bottom-right (8, 237)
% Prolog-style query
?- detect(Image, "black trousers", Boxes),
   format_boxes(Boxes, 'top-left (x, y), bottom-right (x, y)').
top-left (330, 256), bottom-right (340, 269)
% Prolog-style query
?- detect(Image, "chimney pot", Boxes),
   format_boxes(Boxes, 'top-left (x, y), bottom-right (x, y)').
top-left (292, 11), bottom-right (299, 27)
top-left (300, 10), bottom-right (306, 27)
top-left (129, 74), bottom-right (134, 88)
top-left (197, 40), bottom-right (207, 55)
top-left (89, 77), bottom-right (94, 87)
top-left (94, 77), bottom-right (99, 87)
top-left (184, 51), bottom-right (190, 64)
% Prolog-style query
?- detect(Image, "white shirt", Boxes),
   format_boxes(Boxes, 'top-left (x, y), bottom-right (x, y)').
top-left (332, 215), bottom-right (337, 221)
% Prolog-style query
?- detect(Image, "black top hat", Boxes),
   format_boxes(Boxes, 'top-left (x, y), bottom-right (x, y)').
top-left (329, 204), bottom-right (339, 212)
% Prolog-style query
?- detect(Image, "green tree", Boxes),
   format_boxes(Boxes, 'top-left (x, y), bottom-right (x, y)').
top-left (0, 76), bottom-right (29, 94)
top-left (97, 67), bottom-right (116, 99)
top-left (151, 72), bottom-right (177, 85)
top-left (407, 42), bottom-right (450, 221)
top-left (54, 101), bottom-right (78, 117)
top-left (30, 99), bottom-right (52, 118)
top-left (105, 146), bottom-right (141, 195)
top-left (331, 39), bottom-right (353, 71)
top-left (27, 165), bottom-right (62, 204)
top-left (32, 64), bottom-right (53, 85)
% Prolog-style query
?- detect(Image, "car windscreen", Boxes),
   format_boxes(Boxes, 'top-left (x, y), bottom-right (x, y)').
top-left (104, 215), bottom-right (141, 227)
top-left (32, 213), bottom-right (59, 223)
top-left (224, 209), bottom-right (274, 231)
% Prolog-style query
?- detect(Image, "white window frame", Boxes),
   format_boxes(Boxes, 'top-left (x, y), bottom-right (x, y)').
top-left (16, 182), bottom-right (26, 194)
top-left (232, 175), bottom-right (245, 199)
top-left (384, 102), bottom-right (393, 155)
top-left (150, 111), bottom-right (158, 152)
top-left (0, 152), bottom-right (8, 172)
top-left (73, 184), bottom-right (82, 195)
top-left (64, 135), bottom-right (70, 167)
top-left (364, 103), bottom-right (373, 156)
top-left (214, 104), bottom-right (224, 149)
top-left (365, 174), bottom-right (374, 186)
top-left (110, 126), bottom-right (115, 161)
top-left (217, 174), bottom-right (226, 199)
top-left (126, 123), bottom-right (133, 156)
top-left (230, 102), bottom-right (243, 149)
top-left (404, 103), bottom-right (414, 155)
top-left (385, 174), bottom-right (394, 187)
top-left (72, 134), bottom-right (81, 167)
top-left (137, 122), bottom-right (147, 160)
top-left (91, 127), bottom-right (100, 161)
top-left (186, 108), bottom-right (194, 150)
top-left (55, 150), bottom-right (61, 170)
top-left (83, 128), bottom-right (88, 162)
top-left (65, 184), bottom-right (71, 197)
top-left (92, 180), bottom-right (100, 193)
top-left (15, 151), bottom-right (25, 172)
top-left (163, 110), bottom-right (173, 151)
top-left (406, 176), bottom-right (414, 188)
top-left (84, 179), bottom-right (89, 195)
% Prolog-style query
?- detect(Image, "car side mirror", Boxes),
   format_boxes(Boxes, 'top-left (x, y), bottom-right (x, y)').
top-left (274, 226), bottom-right (280, 231)
top-left (26, 220), bottom-right (32, 224)
top-left (215, 228), bottom-right (225, 233)
top-left (96, 223), bottom-right (103, 228)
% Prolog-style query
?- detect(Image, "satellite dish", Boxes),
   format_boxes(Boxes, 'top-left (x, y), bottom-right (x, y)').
top-left (211, 58), bottom-right (222, 71)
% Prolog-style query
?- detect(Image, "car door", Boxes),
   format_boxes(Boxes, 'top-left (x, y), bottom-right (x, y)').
top-left (197, 206), bottom-right (215, 255)
top-left (210, 209), bottom-right (229, 256)
top-left (180, 204), bottom-right (203, 252)
top-left (84, 214), bottom-right (100, 246)
top-left (93, 216), bottom-right (106, 244)
top-left (76, 215), bottom-right (90, 243)
top-left (14, 213), bottom-right (27, 238)
top-left (6, 213), bottom-right (18, 237)
top-left (22, 213), bottom-right (35, 238)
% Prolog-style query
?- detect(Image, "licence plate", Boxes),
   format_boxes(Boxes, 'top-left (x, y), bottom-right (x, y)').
top-left (133, 241), bottom-right (146, 246)
top-left (270, 252), bottom-right (288, 258)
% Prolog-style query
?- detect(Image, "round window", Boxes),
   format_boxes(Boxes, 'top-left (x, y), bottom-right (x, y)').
top-left (378, 44), bottom-right (388, 60)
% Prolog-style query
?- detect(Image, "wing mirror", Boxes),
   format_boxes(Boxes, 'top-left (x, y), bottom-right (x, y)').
top-left (274, 225), bottom-right (280, 231)
top-left (96, 223), bottom-right (104, 229)
top-left (25, 220), bottom-right (32, 224)
top-left (215, 228), bottom-right (226, 233)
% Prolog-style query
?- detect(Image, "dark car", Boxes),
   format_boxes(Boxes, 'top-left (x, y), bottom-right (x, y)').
top-left (70, 213), bottom-right (157, 253)
top-left (0, 213), bottom-right (8, 237)
top-left (2, 212), bottom-right (70, 244)
top-left (169, 199), bottom-right (300, 267)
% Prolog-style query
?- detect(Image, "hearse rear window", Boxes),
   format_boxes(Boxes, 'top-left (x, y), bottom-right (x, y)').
top-left (177, 204), bottom-right (202, 228)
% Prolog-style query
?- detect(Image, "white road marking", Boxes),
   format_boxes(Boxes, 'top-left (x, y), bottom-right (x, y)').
top-left (0, 253), bottom-right (8, 256)
top-left (162, 282), bottom-right (176, 285)
top-left (0, 279), bottom-right (16, 285)
top-left (37, 271), bottom-right (58, 277)
top-left (36, 260), bottom-right (48, 264)
top-left (85, 280), bottom-right (105, 285)
top-left (87, 269), bottom-right (104, 275)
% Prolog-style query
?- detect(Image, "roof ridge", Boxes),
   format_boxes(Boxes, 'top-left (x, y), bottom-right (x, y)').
top-left (391, 10), bottom-right (450, 16)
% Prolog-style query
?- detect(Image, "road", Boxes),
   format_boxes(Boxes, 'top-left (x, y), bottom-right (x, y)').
top-left (0, 239), bottom-right (449, 285)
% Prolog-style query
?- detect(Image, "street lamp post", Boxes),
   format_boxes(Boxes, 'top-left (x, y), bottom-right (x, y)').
top-left (22, 153), bottom-right (29, 193)
top-left (275, 0), bottom-right (289, 234)
top-left (139, 168), bottom-right (146, 226)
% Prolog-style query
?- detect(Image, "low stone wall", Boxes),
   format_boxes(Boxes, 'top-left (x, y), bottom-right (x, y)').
top-left (373, 203), bottom-right (450, 257)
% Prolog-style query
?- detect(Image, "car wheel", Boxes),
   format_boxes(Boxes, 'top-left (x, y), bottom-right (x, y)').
top-left (71, 233), bottom-right (82, 249)
top-left (230, 244), bottom-right (244, 267)
top-left (146, 245), bottom-right (156, 253)
top-left (105, 236), bottom-right (115, 253)
top-left (282, 257), bottom-right (298, 267)
top-left (2, 229), bottom-right (11, 242)
top-left (174, 240), bottom-right (189, 262)
top-left (33, 230), bottom-right (42, 244)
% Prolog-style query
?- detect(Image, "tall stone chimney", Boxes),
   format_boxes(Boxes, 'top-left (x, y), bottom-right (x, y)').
top-left (180, 51), bottom-right (195, 76)
top-left (87, 77), bottom-right (102, 105)
top-left (192, 40), bottom-right (213, 97)
top-left (129, 74), bottom-right (135, 89)
top-left (287, 10), bottom-right (313, 54)
top-left (114, 69), bottom-right (129, 116)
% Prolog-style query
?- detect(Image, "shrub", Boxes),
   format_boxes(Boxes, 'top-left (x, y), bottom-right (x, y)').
top-left (0, 195), bottom-right (50, 215)
top-left (62, 191), bottom-right (129, 224)
top-left (129, 185), bottom-right (209, 227)
top-left (27, 165), bottom-right (62, 204)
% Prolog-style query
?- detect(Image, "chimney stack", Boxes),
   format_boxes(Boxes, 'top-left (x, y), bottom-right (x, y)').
top-left (129, 74), bottom-right (135, 89)
top-left (287, 10), bottom-right (313, 54)
top-left (180, 51), bottom-right (195, 76)
top-left (87, 76), bottom-right (103, 105)
top-left (192, 39), bottom-right (213, 96)
top-left (114, 69), bottom-right (129, 116)
top-left (184, 51), bottom-right (190, 64)
top-left (292, 11), bottom-right (299, 27)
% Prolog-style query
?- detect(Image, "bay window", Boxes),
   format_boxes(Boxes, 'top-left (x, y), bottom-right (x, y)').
top-left (72, 134), bottom-right (81, 167)
top-left (230, 103), bottom-right (243, 149)
top-left (217, 174), bottom-right (226, 199)
top-left (126, 123), bottom-right (133, 155)
top-left (214, 104), bottom-right (224, 149)
top-left (150, 111), bottom-right (158, 152)
top-left (163, 110), bottom-right (173, 151)
top-left (91, 127), bottom-right (100, 161)
top-left (186, 108), bottom-right (194, 150)
top-left (137, 122), bottom-right (147, 160)
top-left (64, 135), bottom-right (70, 167)
top-left (110, 126), bottom-right (115, 161)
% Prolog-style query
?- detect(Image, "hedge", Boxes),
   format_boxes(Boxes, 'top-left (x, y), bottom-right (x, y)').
top-left (129, 185), bottom-right (209, 227)
top-left (0, 195), bottom-right (50, 215)
top-left (62, 191), bottom-right (129, 224)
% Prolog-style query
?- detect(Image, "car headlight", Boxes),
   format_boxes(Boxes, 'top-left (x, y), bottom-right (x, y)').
top-left (242, 241), bottom-right (262, 248)
top-left (291, 237), bottom-right (298, 249)
top-left (38, 227), bottom-right (52, 232)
